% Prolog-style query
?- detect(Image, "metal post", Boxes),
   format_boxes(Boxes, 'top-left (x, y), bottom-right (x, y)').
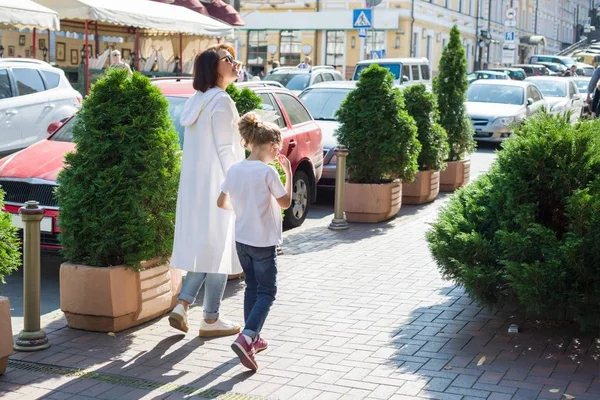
top-left (14, 201), bottom-right (50, 352)
top-left (85, 20), bottom-right (89, 95)
top-left (329, 147), bottom-right (349, 231)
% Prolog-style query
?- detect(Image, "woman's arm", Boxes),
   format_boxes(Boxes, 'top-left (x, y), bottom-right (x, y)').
top-left (212, 96), bottom-right (239, 174)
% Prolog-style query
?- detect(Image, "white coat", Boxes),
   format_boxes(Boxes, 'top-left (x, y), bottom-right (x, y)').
top-left (170, 88), bottom-right (244, 274)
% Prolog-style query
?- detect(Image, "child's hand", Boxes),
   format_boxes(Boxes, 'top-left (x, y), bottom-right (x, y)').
top-left (278, 154), bottom-right (292, 175)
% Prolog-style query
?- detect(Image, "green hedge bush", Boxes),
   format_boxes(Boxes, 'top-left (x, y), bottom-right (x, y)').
top-left (56, 69), bottom-right (181, 269)
top-left (427, 113), bottom-right (600, 330)
top-left (403, 84), bottom-right (449, 171)
top-left (335, 64), bottom-right (420, 184)
top-left (0, 188), bottom-right (21, 284)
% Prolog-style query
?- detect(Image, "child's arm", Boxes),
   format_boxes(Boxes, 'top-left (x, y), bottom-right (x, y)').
top-left (276, 155), bottom-right (293, 209)
top-left (217, 192), bottom-right (233, 211)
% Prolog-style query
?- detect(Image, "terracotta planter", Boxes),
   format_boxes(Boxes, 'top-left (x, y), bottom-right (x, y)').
top-left (0, 297), bottom-right (13, 375)
top-left (402, 170), bottom-right (440, 205)
top-left (440, 159), bottom-right (470, 192)
top-left (60, 260), bottom-right (182, 333)
top-left (344, 180), bottom-right (402, 223)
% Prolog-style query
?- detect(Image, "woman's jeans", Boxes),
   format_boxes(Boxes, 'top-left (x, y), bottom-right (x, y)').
top-left (235, 242), bottom-right (278, 340)
top-left (178, 272), bottom-right (228, 320)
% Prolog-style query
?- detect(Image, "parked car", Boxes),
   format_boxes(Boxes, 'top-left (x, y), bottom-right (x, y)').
top-left (534, 61), bottom-right (568, 76)
top-left (526, 76), bottom-right (583, 123)
top-left (352, 57), bottom-right (432, 90)
top-left (572, 76), bottom-right (592, 117)
top-left (298, 81), bottom-right (358, 187)
top-left (466, 80), bottom-right (548, 143)
top-left (0, 58), bottom-right (82, 157)
top-left (575, 62), bottom-right (595, 77)
top-left (0, 80), bottom-right (323, 250)
top-left (487, 67), bottom-right (527, 80)
top-left (262, 66), bottom-right (344, 95)
top-left (512, 64), bottom-right (551, 77)
top-left (467, 70), bottom-right (509, 84)
top-left (528, 55), bottom-right (577, 68)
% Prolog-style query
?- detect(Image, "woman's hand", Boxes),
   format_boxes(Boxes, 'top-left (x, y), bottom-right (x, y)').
top-left (278, 154), bottom-right (292, 176)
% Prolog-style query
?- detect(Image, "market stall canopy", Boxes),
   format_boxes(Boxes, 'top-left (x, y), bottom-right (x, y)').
top-left (34, 0), bottom-right (234, 37)
top-left (0, 0), bottom-right (60, 30)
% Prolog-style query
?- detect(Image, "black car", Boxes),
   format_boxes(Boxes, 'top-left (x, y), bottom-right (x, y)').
top-left (488, 67), bottom-right (527, 81)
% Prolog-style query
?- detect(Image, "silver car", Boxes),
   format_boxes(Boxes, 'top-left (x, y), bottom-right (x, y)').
top-left (466, 80), bottom-right (549, 143)
top-left (526, 76), bottom-right (583, 123)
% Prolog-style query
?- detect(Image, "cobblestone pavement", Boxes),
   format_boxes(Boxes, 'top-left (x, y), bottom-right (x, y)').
top-left (2, 148), bottom-right (599, 400)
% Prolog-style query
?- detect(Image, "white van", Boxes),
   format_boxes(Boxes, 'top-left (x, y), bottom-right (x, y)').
top-left (352, 57), bottom-right (432, 90)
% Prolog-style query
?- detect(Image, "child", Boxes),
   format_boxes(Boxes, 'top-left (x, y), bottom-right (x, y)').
top-left (217, 111), bottom-right (292, 371)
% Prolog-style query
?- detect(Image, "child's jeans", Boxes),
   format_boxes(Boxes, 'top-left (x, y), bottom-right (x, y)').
top-left (235, 242), bottom-right (278, 341)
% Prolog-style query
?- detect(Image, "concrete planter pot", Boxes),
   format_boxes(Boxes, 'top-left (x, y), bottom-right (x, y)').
top-left (0, 297), bottom-right (13, 375)
top-left (402, 170), bottom-right (440, 205)
top-left (60, 259), bottom-right (182, 333)
top-left (344, 180), bottom-right (402, 223)
top-left (440, 159), bottom-right (471, 192)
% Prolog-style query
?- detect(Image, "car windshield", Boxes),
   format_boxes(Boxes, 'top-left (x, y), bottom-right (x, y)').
top-left (467, 84), bottom-right (524, 105)
top-left (299, 88), bottom-right (351, 121)
top-left (264, 73), bottom-right (311, 90)
top-left (562, 57), bottom-right (577, 66)
top-left (531, 81), bottom-right (566, 97)
top-left (575, 79), bottom-right (590, 93)
top-left (51, 96), bottom-right (187, 146)
top-left (355, 63), bottom-right (401, 79)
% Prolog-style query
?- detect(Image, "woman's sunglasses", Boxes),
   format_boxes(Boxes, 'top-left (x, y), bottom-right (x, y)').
top-left (220, 55), bottom-right (236, 65)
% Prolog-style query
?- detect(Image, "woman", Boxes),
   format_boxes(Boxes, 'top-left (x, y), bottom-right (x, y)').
top-left (169, 43), bottom-right (245, 337)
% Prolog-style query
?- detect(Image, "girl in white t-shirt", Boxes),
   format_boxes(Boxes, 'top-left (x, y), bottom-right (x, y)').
top-left (217, 112), bottom-right (292, 371)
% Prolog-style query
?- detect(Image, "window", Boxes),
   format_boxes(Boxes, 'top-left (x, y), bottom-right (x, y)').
top-left (402, 65), bottom-right (410, 80)
top-left (248, 30), bottom-right (268, 66)
top-left (0, 69), bottom-right (12, 99)
top-left (411, 65), bottom-right (420, 81)
top-left (280, 30), bottom-right (301, 66)
top-left (41, 70), bottom-right (60, 89)
top-left (366, 31), bottom-right (385, 55)
top-left (278, 93), bottom-right (311, 126)
top-left (420, 65), bottom-right (431, 80)
top-left (412, 32), bottom-right (419, 56)
top-left (258, 93), bottom-right (286, 129)
top-left (12, 68), bottom-right (45, 96)
top-left (324, 73), bottom-right (334, 82)
top-left (442, 38), bottom-right (447, 49)
top-left (426, 36), bottom-right (432, 61)
top-left (314, 74), bottom-right (323, 84)
top-left (326, 31), bottom-right (344, 67)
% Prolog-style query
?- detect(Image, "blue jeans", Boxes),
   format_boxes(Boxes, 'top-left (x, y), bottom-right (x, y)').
top-left (178, 272), bottom-right (227, 320)
top-left (236, 242), bottom-right (277, 340)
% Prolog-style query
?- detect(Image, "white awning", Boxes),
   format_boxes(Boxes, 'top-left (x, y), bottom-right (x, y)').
top-left (33, 0), bottom-right (234, 38)
top-left (0, 0), bottom-right (60, 30)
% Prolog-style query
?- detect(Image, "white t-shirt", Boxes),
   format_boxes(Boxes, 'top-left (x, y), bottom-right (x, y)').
top-left (221, 160), bottom-right (287, 247)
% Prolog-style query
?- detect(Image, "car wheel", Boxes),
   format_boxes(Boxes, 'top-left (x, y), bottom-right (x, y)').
top-left (283, 170), bottom-right (310, 229)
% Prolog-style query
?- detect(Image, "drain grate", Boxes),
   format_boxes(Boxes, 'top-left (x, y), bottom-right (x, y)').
top-left (8, 360), bottom-right (267, 399)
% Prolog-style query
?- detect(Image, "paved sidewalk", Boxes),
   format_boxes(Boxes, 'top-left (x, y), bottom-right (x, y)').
top-left (2, 151), bottom-right (599, 400)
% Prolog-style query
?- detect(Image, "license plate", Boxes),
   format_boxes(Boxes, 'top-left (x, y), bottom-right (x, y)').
top-left (11, 214), bottom-right (53, 233)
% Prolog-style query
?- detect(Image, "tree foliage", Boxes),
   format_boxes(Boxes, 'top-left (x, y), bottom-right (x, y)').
top-left (0, 188), bottom-right (21, 285)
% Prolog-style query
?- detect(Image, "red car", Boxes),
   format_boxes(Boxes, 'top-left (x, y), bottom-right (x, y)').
top-left (0, 79), bottom-right (323, 251)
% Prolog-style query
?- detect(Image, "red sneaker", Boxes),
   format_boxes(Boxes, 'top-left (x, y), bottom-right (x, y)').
top-left (253, 336), bottom-right (268, 353)
top-left (231, 334), bottom-right (258, 371)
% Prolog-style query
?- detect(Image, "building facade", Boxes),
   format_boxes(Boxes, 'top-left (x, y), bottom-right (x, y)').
top-left (234, 0), bottom-right (591, 78)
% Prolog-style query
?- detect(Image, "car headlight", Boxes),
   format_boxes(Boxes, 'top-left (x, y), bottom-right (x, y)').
top-left (491, 117), bottom-right (515, 126)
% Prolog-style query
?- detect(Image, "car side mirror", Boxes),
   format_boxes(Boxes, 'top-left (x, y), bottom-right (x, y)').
top-left (402, 75), bottom-right (409, 83)
top-left (572, 94), bottom-right (581, 101)
top-left (527, 98), bottom-right (534, 106)
top-left (47, 121), bottom-right (63, 135)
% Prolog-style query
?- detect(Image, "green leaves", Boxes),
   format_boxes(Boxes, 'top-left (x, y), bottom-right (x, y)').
top-left (55, 68), bottom-right (181, 269)
top-left (334, 64), bottom-right (420, 184)
top-left (0, 188), bottom-right (21, 285)
top-left (226, 84), bottom-right (262, 116)
top-left (427, 113), bottom-right (600, 330)
top-left (434, 25), bottom-right (475, 162)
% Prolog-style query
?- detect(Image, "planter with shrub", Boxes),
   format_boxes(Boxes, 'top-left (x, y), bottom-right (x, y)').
top-left (56, 69), bottom-right (182, 332)
top-left (0, 188), bottom-right (21, 373)
top-left (427, 113), bottom-right (600, 331)
top-left (402, 84), bottom-right (449, 204)
top-left (435, 25), bottom-right (475, 191)
top-left (335, 64), bottom-right (420, 222)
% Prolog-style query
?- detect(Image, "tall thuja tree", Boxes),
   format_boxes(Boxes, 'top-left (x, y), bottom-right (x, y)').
top-left (435, 25), bottom-right (475, 161)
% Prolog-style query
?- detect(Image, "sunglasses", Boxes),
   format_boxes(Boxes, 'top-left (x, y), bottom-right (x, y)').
top-left (220, 55), bottom-right (236, 65)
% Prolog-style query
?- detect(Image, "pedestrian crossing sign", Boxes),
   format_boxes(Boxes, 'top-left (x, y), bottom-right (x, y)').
top-left (353, 9), bottom-right (372, 29)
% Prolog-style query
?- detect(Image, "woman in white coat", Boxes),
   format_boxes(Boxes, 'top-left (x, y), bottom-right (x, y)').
top-left (169, 43), bottom-right (245, 337)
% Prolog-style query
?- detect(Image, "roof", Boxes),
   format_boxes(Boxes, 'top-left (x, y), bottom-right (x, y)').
top-left (0, 0), bottom-right (60, 30)
top-left (473, 70), bottom-right (507, 75)
top-left (151, 78), bottom-right (293, 97)
top-left (304, 81), bottom-right (358, 90)
top-left (470, 80), bottom-right (531, 88)
top-left (525, 76), bottom-right (570, 83)
top-left (34, 0), bottom-right (234, 37)
top-left (356, 58), bottom-right (429, 65)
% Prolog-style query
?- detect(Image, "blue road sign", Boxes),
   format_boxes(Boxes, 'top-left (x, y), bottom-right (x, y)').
top-left (358, 28), bottom-right (367, 38)
top-left (504, 31), bottom-right (515, 42)
top-left (353, 9), bottom-right (372, 29)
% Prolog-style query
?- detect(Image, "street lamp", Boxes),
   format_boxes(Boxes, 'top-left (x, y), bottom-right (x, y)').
top-left (0, 45), bottom-right (4, 58)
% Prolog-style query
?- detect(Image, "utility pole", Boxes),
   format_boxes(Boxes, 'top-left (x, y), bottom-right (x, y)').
top-left (534, 0), bottom-right (539, 35)
top-left (485, 0), bottom-right (491, 68)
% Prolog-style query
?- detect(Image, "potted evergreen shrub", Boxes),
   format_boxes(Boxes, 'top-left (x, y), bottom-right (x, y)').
top-left (55, 69), bottom-right (182, 333)
top-left (0, 188), bottom-right (21, 374)
top-left (335, 64), bottom-right (420, 223)
top-left (435, 25), bottom-right (475, 191)
top-left (402, 84), bottom-right (449, 204)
